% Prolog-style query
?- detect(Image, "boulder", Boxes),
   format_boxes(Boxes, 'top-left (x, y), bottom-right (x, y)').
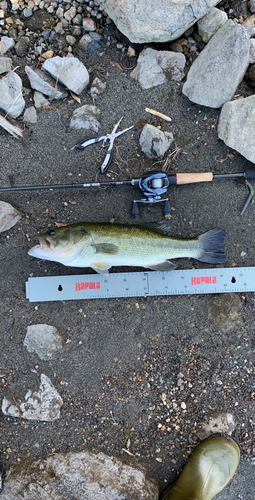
top-left (183, 20), bottom-right (250, 108)
top-left (0, 450), bottom-right (159, 500)
top-left (218, 95), bottom-right (255, 164)
top-left (99, 0), bottom-right (221, 43)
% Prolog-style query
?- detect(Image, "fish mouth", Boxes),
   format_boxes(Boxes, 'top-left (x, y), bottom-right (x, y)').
top-left (37, 235), bottom-right (57, 250)
top-left (28, 236), bottom-right (56, 256)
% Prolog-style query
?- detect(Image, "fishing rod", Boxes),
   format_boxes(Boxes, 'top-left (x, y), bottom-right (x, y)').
top-left (0, 170), bottom-right (255, 216)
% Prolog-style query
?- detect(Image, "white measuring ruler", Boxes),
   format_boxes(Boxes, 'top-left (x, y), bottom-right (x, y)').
top-left (25, 267), bottom-right (255, 302)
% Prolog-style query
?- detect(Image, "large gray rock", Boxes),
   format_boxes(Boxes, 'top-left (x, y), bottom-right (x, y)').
top-left (0, 71), bottom-right (25, 118)
top-left (0, 201), bottom-right (21, 233)
top-left (183, 20), bottom-right (250, 108)
top-left (42, 55), bottom-right (89, 95)
top-left (130, 48), bottom-right (185, 89)
top-left (100, 0), bottom-right (220, 43)
top-left (218, 95), bottom-right (255, 164)
top-left (2, 374), bottom-right (63, 421)
top-left (25, 65), bottom-right (68, 99)
top-left (24, 324), bottom-right (64, 360)
top-left (1, 450), bottom-right (159, 500)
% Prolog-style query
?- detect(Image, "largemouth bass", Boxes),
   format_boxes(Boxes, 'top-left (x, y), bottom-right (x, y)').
top-left (28, 222), bottom-right (226, 274)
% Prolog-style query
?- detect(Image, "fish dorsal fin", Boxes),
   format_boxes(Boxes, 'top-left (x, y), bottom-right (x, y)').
top-left (139, 221), bottom-right (172, 235)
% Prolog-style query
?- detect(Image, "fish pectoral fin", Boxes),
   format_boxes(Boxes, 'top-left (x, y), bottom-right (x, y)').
top-left (91, 243), bottom-right (119, 255)
top-left (91, 261), bottom-right (111, 275)
top-left (147, 260), bottom-right (176, 272)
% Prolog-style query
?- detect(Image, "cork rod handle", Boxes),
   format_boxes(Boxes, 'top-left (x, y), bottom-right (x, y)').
top-left (176, 172), bottom-right (213, 185)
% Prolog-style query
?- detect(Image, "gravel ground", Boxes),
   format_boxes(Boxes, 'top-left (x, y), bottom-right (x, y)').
top-left (0, 1), bottom-right (255, 498)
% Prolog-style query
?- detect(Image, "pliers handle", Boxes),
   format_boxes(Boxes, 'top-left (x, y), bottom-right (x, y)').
top-left (72, 117), bottom-right (134, 174)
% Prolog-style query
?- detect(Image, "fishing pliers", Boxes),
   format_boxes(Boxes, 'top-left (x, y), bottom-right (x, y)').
top-left (72, 117), bottom-right (134, 174)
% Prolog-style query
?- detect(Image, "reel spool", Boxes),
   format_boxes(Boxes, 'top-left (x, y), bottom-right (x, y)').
top-left (132, 171), bottom-right (171, 216)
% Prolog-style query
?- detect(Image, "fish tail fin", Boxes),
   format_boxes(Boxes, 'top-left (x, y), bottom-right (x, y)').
top-left (197, 228), bottom-right (226, 264)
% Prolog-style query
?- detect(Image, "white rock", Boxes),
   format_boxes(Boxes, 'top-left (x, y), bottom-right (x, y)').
top-left (24, 324), bottom-right (64, 360)
top-left (0, 71), bottom-right (25, 118)
top-left (130, 47), bottom-right (185, 89)
top-left (183, 20), bottom-right (250, 108)
top-left (23, 106), bottom-right (37, 124)
top-left (197, 412), bottom-right (236, 439)
top-left (90, 76), bottom-right (106, 96)
top-left (0, 201), bottom-right (21, 232)
top-left (140, 124), bottom-right (173, 159)
top-left (25, 65), bottom-right (68, 99)
top-left (33, 90), bottom-right (49, 108)
top-left (70, 104), bottom-right (101, 131)
top-left (82, 16), bottom-right (96, 31)
top-left (2, 374), bottom-right (63, 421)
top-left (42, 55), bottom-right (89, 95)
top-left (0, 56), bottom-right (12, 74)
top-left (0, 36), bottom-right (14, 54)
top-left (218, 95), bottom-right (255, 164)
top-left (100, 0), bottom-right (220, 43)
top-left (197, 7), bottom-right (227, 43)
top-left (0, 450), bottom-right (159, 499)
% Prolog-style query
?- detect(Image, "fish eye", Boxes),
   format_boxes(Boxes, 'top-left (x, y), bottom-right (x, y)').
top-left (48, 230), bottom-right (55, 236)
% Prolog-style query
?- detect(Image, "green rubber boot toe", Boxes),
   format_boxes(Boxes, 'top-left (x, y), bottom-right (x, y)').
top-left (161, 435), bottom-right (240, 500)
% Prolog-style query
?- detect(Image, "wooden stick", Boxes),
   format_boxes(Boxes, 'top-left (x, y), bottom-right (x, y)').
top-left (0, 111), bottom-right (24, 140)
top-left (145, 107), bottom-right (172, 122)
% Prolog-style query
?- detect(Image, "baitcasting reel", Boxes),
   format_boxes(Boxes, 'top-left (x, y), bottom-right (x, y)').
top-left (131, 171), bottom-right (171, 216)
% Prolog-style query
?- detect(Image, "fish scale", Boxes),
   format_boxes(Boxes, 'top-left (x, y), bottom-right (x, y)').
top-left (26, 267), bottom-right (254, 302)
